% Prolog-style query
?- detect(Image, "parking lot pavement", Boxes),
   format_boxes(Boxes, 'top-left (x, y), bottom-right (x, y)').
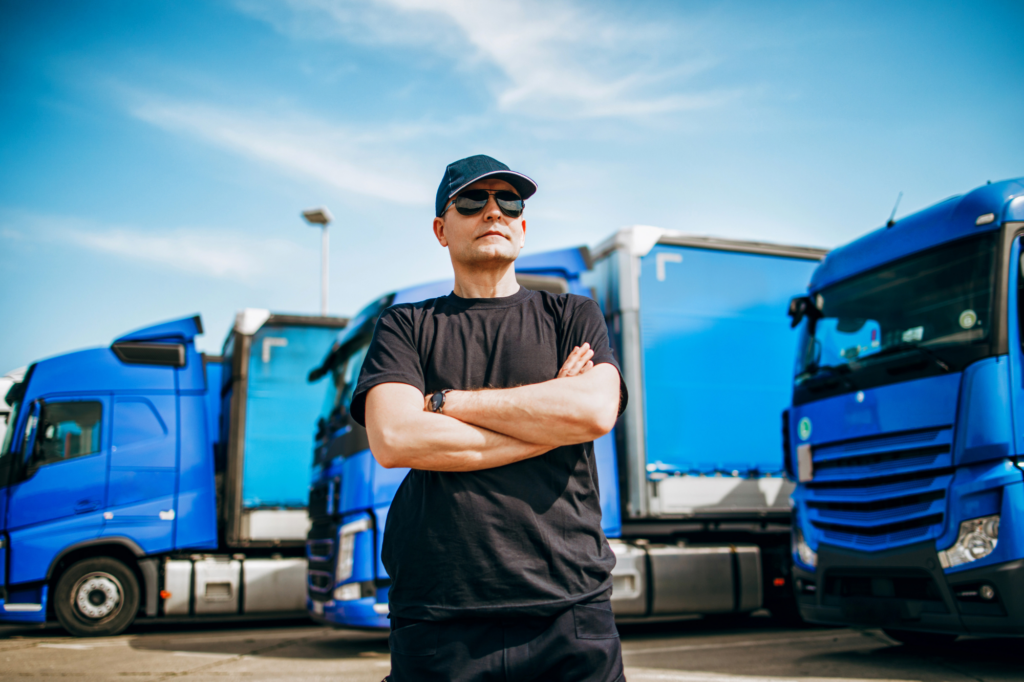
top-left (0, 614), bottom-right (1018, 681)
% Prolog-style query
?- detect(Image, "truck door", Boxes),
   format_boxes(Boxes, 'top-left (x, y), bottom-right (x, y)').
top-left (104, 396), bottom-right (178, 553)
top-left (6, 396), bottom-right (109, 584)
top-left (1008, 235), bottom-right (1024, 458)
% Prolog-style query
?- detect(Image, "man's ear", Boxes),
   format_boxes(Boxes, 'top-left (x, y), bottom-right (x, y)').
top-left (519, 219), bottom-right (526, 248)
top-left (432, 217), bottom-right (449, 248)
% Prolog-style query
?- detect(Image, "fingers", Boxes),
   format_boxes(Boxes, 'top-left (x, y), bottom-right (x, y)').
top-left (557, 344), bottom-right (587, 377)
top-left (557, 345), bottom-right (585, 378)
top-left (557, 343), bottom-right (594, 378)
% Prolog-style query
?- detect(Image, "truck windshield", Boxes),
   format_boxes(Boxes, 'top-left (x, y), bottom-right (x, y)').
top-left (321, 339), bottom-right (370, 425)
top-left (794, 234), bottom-right (997, 402)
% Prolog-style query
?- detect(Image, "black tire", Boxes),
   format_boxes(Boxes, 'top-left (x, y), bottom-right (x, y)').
top-left (767, 598), bottom-right (806, 627)
top-left (882, 628), bottom-right (958, 649)
top-left (53, 557), bottom-right (139, 637)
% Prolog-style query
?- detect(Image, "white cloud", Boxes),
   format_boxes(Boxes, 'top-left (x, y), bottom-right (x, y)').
top-left (1, 211), bottom-right (315, 283)
top-left (236, 0), bottom-right (737, 119)
top-left (130, 99), bottom-right (435, 204)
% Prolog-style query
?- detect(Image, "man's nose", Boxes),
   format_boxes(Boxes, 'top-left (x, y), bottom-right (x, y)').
top-left (482, 196), bottom-right (502, 220)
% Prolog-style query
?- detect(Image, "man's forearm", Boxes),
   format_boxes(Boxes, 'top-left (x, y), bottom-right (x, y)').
top-left (366, 385), bottom-right (550, 472)
top-left (441, 364), bottom-right (620, 447)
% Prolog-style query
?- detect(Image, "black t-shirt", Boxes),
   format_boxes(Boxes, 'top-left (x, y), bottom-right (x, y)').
top-left (351, 286), bottom-right (627, 621)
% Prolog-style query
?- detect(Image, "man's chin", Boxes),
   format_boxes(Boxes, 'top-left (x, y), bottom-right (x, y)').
top-left (460, 246), bottom-right (519, 266)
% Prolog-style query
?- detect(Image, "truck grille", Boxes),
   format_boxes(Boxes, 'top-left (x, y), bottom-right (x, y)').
top-left (308, 571), bottom-right (333, 593)
top-left (309, 478), bottom-right (341, 522)
top-left (804, 426), bottom-right (952, 549)
top-left (306, 521), bottom-right (337, 602)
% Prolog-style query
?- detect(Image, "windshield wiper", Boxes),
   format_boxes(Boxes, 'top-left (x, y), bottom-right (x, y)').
top-left (858, 343), bottom-right (950, 373)
top-left (797, 363), bottom-right (858, 392)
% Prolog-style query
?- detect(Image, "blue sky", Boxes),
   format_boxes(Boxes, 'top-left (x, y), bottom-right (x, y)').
top-left (2, 0), bottom-right (1022, 369)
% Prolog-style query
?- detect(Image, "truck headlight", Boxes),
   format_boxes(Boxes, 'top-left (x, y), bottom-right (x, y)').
top-left (938, 515), bottom-right (999, 569)
top-left (336, 517), bottom-right (372, 583)
top-left (793, 521), bottom-right (817, 569)
top-left (334, 583), bottom-right (361, 601)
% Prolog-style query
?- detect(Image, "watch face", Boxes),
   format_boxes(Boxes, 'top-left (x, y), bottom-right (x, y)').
top-left (430, 391), bottom-right (445, 413)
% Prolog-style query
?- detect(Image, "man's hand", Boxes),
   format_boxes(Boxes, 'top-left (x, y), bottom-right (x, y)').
top-left (557, 343), bottom-right (594, 378)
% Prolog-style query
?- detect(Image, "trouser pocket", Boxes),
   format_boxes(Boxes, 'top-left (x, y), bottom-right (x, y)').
top-left (573, 600), bottom-right (620, 640)
top-left (389, 620), bottom-right (440, 656)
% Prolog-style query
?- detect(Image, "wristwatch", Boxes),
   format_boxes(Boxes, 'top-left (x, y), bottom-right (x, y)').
top-left (429, 389), bottom-right (452, 414)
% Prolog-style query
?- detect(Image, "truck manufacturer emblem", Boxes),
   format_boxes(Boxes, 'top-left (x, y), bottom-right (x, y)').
top-left (798, 417), bottom-right (812, 441)
top-left (959, 309), bottom-right (977, 329)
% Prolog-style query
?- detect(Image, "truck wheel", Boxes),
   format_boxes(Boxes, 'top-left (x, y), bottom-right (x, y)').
top-left (767, 596), bottom-right (806, 627)
top-left (882, 629), bottom-right (958, 649)
top-left (54, 557), bottom-right (139, 637)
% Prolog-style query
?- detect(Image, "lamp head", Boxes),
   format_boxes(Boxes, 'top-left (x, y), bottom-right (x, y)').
top-left (302, 207), bottom-right (333, 225)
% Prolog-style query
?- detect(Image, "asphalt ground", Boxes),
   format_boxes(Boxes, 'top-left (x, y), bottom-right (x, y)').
top-left (0, 613), bottom-right (1018, 681)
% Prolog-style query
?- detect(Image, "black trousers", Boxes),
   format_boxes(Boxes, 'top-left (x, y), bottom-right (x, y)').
top-left (386, 600), bottom-right (624, 682)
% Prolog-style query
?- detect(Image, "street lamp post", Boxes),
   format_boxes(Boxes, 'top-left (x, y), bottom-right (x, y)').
top-left (302, 207), bottom-right (333, 316)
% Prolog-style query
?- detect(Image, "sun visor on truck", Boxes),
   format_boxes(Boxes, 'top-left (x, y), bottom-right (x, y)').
top-left (111, 342), bottom-right (186, 367)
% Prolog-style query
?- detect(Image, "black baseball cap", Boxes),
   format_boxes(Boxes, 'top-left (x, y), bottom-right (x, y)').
top-left (435, 154), bottom-right (538, 217)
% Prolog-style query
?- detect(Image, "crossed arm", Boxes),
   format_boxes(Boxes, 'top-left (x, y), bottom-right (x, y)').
top-left (364, 343), bottom-right (621, 472)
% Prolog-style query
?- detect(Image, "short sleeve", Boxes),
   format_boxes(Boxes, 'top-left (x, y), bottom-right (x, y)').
top-left (564, 297), bottom-right (629, 415)
top-left (350, 306), bottom-right (425, 427)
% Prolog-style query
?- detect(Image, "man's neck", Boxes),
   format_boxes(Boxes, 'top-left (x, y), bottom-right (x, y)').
top-left (451, 262), bottom-right (520, 299)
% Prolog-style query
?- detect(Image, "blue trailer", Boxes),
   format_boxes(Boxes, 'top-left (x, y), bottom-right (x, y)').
top-left (787, 178), bottom-right (1024, 644)
top-left (0, 309), bottom-right (346, 636)
top-left (306, 229), bottom-right (824, 628)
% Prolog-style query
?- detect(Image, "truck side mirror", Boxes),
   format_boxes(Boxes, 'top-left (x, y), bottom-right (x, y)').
top-left (788, 296), bottom-right (821, 329)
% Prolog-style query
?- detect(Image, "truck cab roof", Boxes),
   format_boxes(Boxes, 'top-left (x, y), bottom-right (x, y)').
top-left (21, 315), bottom-right (207, 399)
top-left (811, 178), bottom-right (1024, 291)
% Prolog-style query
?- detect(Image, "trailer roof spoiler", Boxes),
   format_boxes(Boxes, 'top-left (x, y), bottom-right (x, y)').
top-left (113, 315), bottom-right (203, 344)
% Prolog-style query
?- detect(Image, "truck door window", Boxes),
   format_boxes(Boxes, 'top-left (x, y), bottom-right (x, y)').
top-left (0, 400), bottom-right (21, 487)
top-left (30, 401), bottom-right (103, 469)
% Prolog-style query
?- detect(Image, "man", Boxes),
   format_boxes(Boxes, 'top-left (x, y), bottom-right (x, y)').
top-left (351, 154), bottom-right (626, 681)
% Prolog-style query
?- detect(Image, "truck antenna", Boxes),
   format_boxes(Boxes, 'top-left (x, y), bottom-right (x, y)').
top-left (886, 191), bottom-right (903, 227)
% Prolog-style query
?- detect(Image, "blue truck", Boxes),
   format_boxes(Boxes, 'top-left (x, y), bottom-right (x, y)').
top-left (0, 309), bottom-right (346, 636)
top-left (306, 228), bottom-right (826, 628)
top-left (787, 178), bottom-right (1024, 644)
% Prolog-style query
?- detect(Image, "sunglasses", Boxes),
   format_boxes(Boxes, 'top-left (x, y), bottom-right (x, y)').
top-left (445, 189), bottom-right (524, 218)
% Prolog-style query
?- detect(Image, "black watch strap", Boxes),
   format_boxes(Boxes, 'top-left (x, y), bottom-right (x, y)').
top-left (429, 389), bottom-right (452, 414)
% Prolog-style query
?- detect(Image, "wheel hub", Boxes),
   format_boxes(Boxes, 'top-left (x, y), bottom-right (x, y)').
top-left (74, 574), bottom-right (122, 620)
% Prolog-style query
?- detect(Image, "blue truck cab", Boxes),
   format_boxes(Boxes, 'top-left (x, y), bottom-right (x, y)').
top-left (307, 232), bottom-right (826, 628)
top-left (0, 311), bottom-right (346, 636)
top-left (787, 178), bottom-right (1024, 642)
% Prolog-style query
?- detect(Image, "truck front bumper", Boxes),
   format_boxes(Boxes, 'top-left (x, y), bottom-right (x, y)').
top-left (794, 542), bottom-right (1024, 635)
top-left (307, 596), bottom-right (389, 630)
